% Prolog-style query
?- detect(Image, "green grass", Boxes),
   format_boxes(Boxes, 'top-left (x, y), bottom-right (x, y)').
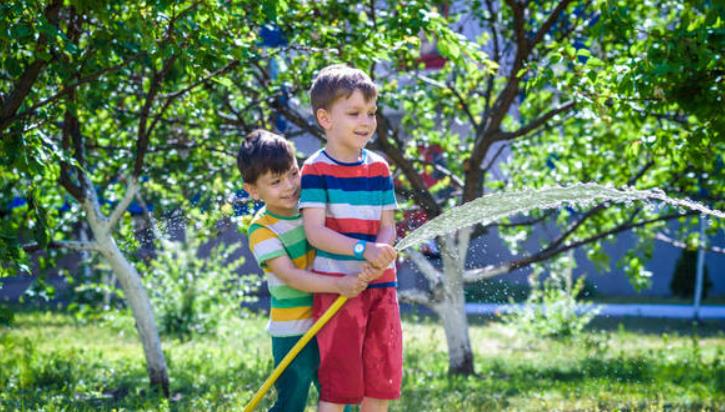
top-left (1, 310), bottom-right (724, 411)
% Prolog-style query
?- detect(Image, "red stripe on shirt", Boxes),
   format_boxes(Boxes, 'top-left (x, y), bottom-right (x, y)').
top-left (325, 217), bottom-right (381, 236)
top-left (303, 162), bottom-right (390, 178)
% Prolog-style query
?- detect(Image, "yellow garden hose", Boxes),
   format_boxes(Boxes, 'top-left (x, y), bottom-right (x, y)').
top-left (243, 295), bottom-right (349, 412)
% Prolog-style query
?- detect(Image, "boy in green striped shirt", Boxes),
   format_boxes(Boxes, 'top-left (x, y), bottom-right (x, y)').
top-left (238, 129), bottom-right (375, 412)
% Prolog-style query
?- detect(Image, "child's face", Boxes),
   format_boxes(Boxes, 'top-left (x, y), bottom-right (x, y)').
top-left (317, 89), bottom-right (377, 153)
top-left (244, 162), bottom-right (301, 216)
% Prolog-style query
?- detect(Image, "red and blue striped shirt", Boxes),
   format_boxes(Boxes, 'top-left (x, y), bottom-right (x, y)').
top-left (300, 149), bottom-right (398, 287)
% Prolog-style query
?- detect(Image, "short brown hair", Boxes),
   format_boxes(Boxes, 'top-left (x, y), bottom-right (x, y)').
top-left (310, 64), bottom-right (377, 124)
top-left (236, 129), bottom-right (296, 184)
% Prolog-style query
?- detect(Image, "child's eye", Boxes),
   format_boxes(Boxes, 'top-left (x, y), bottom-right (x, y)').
top-left (348, 112), bottom-right (359, 116)
top-left (271, 179), bottom-right (281, 185)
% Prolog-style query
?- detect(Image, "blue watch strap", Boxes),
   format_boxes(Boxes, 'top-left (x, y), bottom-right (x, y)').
top-left (353, 240), bottom-right (367, 259)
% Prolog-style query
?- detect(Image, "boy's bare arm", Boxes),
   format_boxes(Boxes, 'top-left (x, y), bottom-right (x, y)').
top-left (376, 210), bottom-right (397, 246)
top-left (266, 255), bottom-right (367, 298)
top-left (302, 208), bottom-right (359, 255)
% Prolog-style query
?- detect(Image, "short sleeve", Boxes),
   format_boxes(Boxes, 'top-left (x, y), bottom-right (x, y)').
top-left (248, 224), bottom-right (286, 268)
top-left (299, 162), bottom-right (327, 209)
top-left (381, 162), bottom-right (398, 210)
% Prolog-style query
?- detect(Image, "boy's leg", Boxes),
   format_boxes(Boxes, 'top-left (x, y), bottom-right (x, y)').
top-left (318, 401), bottom-right (347, 412)
top-left (313, 292), bottom-right (367, 405)
top-left (360, 398), bottom-right (389, 412)
top-left (270, 335), bottom-right (318, 412)
top-left (362, 288), bottom-right (402, 402)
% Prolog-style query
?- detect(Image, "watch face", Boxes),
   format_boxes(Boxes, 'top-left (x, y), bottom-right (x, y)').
top-left (354, 244), bottom-right (364, 254)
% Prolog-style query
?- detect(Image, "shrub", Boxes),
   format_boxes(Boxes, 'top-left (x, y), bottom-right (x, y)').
top-left (504, 254), bottom-right (599, 339)
top-left (141, 227), bottom-right (259, 339)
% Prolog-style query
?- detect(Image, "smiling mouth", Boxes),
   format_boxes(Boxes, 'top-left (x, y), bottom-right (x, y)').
top-left (355, 131), bottom-right (370, 137)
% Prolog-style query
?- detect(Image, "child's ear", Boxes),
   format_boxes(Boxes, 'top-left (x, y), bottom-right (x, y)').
top-left (316, 108), bottom-right (332, 130)
top-left (243, 183), bottom-right (260, 201)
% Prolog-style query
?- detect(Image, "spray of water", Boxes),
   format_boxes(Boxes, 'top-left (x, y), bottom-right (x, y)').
top-left (395, 183), bottom-right (724, 252)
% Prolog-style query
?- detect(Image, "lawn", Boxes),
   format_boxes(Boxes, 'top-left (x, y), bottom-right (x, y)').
top-left (1, 310), bottom-right (723, 411)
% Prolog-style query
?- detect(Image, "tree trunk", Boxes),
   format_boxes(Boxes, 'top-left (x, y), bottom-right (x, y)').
top-left (82, 192), bottom-right (170, 397)
top-left (437, 233), bottom-right (475, 375)
top-left (435, 292), bottom-right (474, 374)
top-left (97, 233), bottom-right (170, 396)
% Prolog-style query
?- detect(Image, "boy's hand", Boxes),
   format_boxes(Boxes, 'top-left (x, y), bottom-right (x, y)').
top-left (363, 243), bottom-right (397, 270)
top-left (335, 275), bottom-right (368, 298)
top-left (359, 263), bottom-right (385, 283)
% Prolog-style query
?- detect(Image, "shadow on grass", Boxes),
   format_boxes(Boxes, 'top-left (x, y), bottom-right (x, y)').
top-left (587, 317), bottom-right (725, 337)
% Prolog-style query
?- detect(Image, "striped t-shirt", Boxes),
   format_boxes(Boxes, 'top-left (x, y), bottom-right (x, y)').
top-left (299, 149), bottom-right (398, 286)
top-left (247, 208), bottom-right (315, 337)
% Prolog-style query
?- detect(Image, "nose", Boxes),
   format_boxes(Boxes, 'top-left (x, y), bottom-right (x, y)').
top-left (364, 113), bottom-right (376, 127)
top-left (284, 175), bottom-right (296, 191)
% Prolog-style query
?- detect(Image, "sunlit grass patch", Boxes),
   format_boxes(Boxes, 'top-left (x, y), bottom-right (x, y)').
top-left (1, 311), bottom-right (723, 411)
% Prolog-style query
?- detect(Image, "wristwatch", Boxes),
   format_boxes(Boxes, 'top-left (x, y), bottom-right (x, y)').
top-left (353, 240), bottom-right (367, 259)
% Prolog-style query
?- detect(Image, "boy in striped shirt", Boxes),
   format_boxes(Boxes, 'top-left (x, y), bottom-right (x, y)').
top-left (300, 64), bottom-right (401, 412)
top-left (239, 129), bottom-right (375, 412)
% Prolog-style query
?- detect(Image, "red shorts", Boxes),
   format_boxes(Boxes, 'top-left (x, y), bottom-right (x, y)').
top-left (313, 287), bottom-right (403, 404)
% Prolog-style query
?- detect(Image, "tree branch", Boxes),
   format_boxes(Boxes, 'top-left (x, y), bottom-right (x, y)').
top-left (273, 102), bottom-right (327, 141)
top-left (463, 263), bottom-right (512, 282)
top-left (534, 160), bottom-right (655, 255)
top-left (146, 59), bottom-right (240, 140)
top-left (12, 59), bottom-right (139, 124)
top-left (23, 240), bottom-right (100, 253)
top-left (406, 249), bottom-right (442, 287)
top-left (59, 105), bottom-right (86, 202)
top-left (508, 212), bottom-right (697, 272)
top-left (465, 0), bottom-right (528, 202)
top-left (132, 2), bottom-right (201, 178)
top-left (495, 101), bottom-right (575, 141)
top-left (530, 0), bottom-right (576, 50)
top-left (398, 289), bottom-right (434, 306)
top-left (412, 159), bottom-right (464, 188)
top-left (373, 112), bottom-right (443, 217)
top-left (106, 177), bottom-right (139, 231)
top-left (482, 209), bottom-right (556, 230)
top-left (484, 0), bottom-right (501, 63)
top-left (447, 80), bottom-right (479, 129)
top-left (59, 163), bottom-right (84, 202)
top-left (466, 1), bottom-right (576, 203)
top-left (0, 0), bottom-right (63, 133)
top-left (133, 55), bottom-right (177, 177)
top-left (481, 142), bottom-right (508, 173)
top-left (464, 212), bottom-right (696, 282)
top-left (655, 232), bottom-right (725, 255)
top-left (158, 60), bottom-right (241, 101)
top-left (480, 0), bottom-right (500, 121)
top-left (415, 74), bottom-right (479, 129)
